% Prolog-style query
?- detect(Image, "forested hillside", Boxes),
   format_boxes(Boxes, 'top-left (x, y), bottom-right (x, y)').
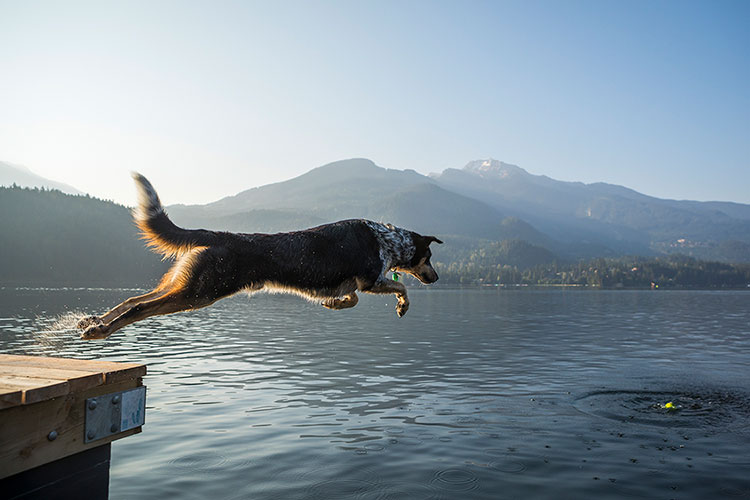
top-left (0, 186), bottom-right (167, 286)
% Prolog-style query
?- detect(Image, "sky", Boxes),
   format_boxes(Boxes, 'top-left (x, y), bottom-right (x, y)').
top-left (1, 0), bottom-right (748, 206)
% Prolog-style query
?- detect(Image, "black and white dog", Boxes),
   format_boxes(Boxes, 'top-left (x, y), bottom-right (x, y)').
top-left (79, 173), bottom-right (442, 339)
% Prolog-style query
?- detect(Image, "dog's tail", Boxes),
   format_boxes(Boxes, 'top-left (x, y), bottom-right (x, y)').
top-left (131, 172), bottom-right (219, 258)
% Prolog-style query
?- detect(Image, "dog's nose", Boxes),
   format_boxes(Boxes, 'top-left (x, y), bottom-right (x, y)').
top-left (423, 271), bottom-right (438, 284)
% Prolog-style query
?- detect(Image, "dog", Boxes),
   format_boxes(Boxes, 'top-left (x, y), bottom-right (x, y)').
top-left (78, 173), bottom-right (442, 339)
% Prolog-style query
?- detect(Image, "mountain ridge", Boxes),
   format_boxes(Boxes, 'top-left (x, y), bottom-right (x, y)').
top-left (166, 157), bottom-right (750, 263)
top-left (0, 161), bottom-right (83, 195)
top-left (431, 158), bottom-right (750, 261)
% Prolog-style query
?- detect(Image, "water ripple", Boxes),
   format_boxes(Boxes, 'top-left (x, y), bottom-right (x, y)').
top-left (430, 468), bottom-right (480, 492)
top-left (574, 388), bottom-right (750, 430)
top-left (3, 288), bottom-right (750, 500)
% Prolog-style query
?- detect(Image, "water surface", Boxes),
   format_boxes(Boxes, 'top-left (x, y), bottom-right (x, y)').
top-left (2, 287), bottom-right (750, 499)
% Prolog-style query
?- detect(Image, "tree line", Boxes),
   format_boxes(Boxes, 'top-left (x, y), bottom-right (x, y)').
top-left (434, 253), bottom-right (750, 288)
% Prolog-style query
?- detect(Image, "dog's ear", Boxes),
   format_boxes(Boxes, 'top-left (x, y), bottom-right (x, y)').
top-left (425, 236), bottom-right (443, 245)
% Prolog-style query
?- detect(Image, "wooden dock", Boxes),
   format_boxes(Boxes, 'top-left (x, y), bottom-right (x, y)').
top-left (0, 354), bottom-right (146, 499)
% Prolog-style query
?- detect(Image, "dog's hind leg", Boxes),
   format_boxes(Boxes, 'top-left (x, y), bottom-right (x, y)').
top-left (76, 288), bottom-right (166, 329)
top-left (81, 247), bottom-right (240, 339)
top-left (80, 289), bottom-right (218, 340)
top-left (322, 292), bottom-right (359, 310)
top-left (363, 279), bottom-right (409, 317)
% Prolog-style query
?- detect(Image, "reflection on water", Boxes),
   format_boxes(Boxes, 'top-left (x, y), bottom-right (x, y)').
top-left (1, 287), bottom-right (750, 499)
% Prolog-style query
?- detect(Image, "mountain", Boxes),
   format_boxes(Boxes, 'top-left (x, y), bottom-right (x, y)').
top-left (168, 158), bottom-right (554, 246)
top-left (169, 157), bottom-right (750, 263)
top-left (432, 159), bottom-right (750, 262)
top-left (0, 161), bottom-right (83, 195)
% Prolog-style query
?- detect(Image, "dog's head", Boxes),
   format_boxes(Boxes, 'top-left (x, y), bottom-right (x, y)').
top-left (397, 234), bottom-right (443, 284)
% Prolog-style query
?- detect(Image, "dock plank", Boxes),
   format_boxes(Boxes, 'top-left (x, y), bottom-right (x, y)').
top-left (0, 354), bottom-right (145, 373)
top-left (0, 366), bottom-right (103, 392)
top-left (0, 384), bottom-right (23, 410)
top-left (0, 355), bottom-right (145, 400)
top-left (0, 375), bottom-right (70, 404)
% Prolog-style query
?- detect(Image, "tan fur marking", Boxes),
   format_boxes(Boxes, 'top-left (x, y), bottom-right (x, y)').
top-left (134, 218), bottom-right (190, 260)
top-left (166, 248), bottom-right (207, 289)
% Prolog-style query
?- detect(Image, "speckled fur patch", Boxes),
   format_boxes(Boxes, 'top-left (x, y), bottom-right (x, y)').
top-left (364, 221), bottom-right (415, 276)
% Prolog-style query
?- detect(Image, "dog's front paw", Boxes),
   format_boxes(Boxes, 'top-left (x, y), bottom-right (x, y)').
top-left (396, 300), bottom-right (409, 318)
top-left (76, 315), bottom-right (101, 330)
top-left (81, 324), bottom-right (110, 340)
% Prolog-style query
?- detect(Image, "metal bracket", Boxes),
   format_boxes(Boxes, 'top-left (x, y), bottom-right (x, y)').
top-left (84, 386), bottom-right (146, 443)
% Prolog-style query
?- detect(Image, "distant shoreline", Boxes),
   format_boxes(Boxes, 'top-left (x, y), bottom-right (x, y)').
top-left (411, 283), bottom-right (750, 291)
top-left (10, 284), bottom-right (749, 293)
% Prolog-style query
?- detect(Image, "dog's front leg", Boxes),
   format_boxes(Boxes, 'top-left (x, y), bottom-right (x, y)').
top-left (364, 279), bottom-right (409, 317)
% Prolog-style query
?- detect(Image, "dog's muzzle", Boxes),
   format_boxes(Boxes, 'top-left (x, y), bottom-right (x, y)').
top-left (417, 270), bottom-right (439, 284)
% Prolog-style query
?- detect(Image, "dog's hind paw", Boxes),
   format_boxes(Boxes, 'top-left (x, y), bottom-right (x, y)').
top-left (80, 324), bottom-right (110, 340)
top-left (321, 298), bottom-right (338, 310)
top-left (76, 315), bottom-right (102, 330)
top-left (322, 294), bottom-right (359, 310)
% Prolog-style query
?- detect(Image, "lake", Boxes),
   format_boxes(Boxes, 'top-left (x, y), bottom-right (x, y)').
top-left (2, 287), bottom-right (750, 499)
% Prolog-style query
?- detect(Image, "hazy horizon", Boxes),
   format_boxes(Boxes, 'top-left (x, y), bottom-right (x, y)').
top-left (5, 155), bottom-right (750, 208)
top-left (1, 1), bottom-right (748, 206)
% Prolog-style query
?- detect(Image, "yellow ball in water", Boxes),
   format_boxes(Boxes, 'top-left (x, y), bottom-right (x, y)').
top-left (664, 402), bottom-right (675, 409)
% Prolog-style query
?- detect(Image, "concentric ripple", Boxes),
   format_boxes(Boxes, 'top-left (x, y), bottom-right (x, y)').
top-left (430, 468), bottom-right (479, 492)
top-left (488, 458), bottom-right (527, 474)
top-left (574, 389), bottom-right (750, 430)
top-left (306, 479), bottom-right (380, 500)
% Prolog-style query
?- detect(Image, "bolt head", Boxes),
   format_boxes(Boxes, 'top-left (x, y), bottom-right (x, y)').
top-left (112, 395), bottom-right (120, 405)
top-left (87, 430), bottom-right (95, 440)
top-left (47, 430), bottom-right (58, 441)
top-left (110, 424), bottom-right (118, 433)
top-left (88, 400), bottom-right (97, 410)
